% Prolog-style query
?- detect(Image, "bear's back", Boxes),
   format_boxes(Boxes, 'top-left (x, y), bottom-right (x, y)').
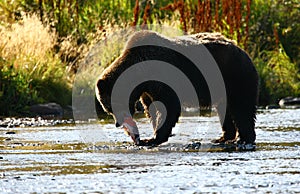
top-left (182, 32), bottom-right (236, 46)
top-left (126, 30), bottom-right (236, 49)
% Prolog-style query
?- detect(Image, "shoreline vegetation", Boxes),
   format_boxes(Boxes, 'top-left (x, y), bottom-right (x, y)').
top-left (0, 0), bottom-right (299, 117)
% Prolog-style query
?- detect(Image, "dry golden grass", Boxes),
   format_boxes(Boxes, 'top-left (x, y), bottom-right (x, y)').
top-left (0, 13), bottom-right (69, 88)
top-left (0, 14), bottom-right (56, 64)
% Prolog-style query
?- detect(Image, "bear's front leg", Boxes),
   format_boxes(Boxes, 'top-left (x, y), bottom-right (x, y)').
top-left (139, 91), bottom-right (181, 146)
top-left (139, 111), bottom-right (174, 146)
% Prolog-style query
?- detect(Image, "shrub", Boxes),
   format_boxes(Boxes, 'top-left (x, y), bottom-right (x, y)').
top-left (255, 46), bottom-right (300, 105)
top-left (0, 14), bottom-right (71, 116)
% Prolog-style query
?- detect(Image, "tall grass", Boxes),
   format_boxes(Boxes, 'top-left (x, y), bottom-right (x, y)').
top-left (0, 14), bottom-right (70, 116)
top-left (136, 0), bottom-right (252, 47)
top-left (0, 14), bottom-right (55, 63)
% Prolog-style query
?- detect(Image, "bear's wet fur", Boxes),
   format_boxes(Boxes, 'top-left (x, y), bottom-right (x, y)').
top-left (96, 30), bottom-right (258, 148)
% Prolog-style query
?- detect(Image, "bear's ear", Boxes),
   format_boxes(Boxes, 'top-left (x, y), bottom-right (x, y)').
top-left (97, 79), bottom-right (106, 92)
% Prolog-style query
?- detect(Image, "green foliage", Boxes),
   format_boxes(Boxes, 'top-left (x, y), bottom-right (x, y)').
top-left (249, 0), bottom-right (300, 61)
top-left (0, 62), bottom-right (37, 115)
top-left (249, 0), bottom-right (300, 104)
top-left (255, 46), bottom-right (300, 104)
top-left (0, 58), bottom-right (71, 116)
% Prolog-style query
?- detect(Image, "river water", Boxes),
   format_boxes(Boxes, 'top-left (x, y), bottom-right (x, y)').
top-left (1, 109), bottom-right (300, 193)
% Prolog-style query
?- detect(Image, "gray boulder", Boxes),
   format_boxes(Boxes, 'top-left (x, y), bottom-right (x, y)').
top-left (279, 97), bottom-right (300, 108)
top-left (30, 103), bottom-right (63, 118)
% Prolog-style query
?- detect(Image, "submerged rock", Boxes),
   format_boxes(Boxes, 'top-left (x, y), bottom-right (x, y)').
top-left (5, 131), bottom-right (16, 134)
top-left (266, 104), bottom-right (280, 109)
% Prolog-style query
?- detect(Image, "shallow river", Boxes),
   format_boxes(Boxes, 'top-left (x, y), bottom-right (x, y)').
top-left (1, 109), bottom-right (300, 193)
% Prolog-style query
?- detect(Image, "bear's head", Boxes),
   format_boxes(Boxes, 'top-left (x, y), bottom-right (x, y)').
top-left (96, 78), bottom-right (112, 114)
top-left (96, 76), bottom-right (141, 144)
top-left (96, 74), bottom-right (137, 128)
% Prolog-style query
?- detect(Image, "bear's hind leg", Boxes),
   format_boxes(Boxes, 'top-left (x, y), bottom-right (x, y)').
top-left (234, 111), bottom-right (256, 143)
top-left (213, 107), bottom-right (237, 144)
top-left (232, 105), bottom-right (256, 150)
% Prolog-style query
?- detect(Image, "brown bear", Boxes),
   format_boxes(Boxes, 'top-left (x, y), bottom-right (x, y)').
top-left (96, 30), bottom-right (258, 150)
